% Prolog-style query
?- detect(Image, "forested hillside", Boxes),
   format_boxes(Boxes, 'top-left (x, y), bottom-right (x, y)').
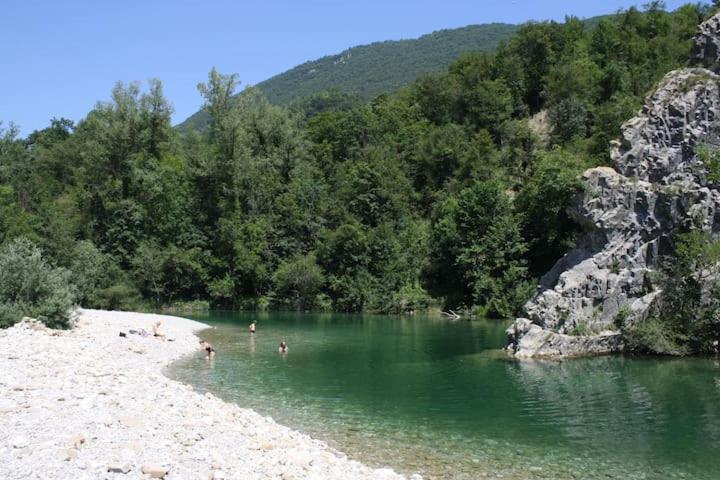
top-left (0, 2), bottom-right (713, 327)
top-left (178, 23), bottom-right (518, 131)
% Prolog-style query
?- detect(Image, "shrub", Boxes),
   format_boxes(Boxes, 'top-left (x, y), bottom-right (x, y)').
top-left (624, 231), bottom-right (720, 355)
top-left (696, 143), bottom-right (720, 183)
top-left (389, 283), bottom-right (433, 313)
top-left (613, 305), bottom-right (631, 330)
top-left (95, 283), bottom-right (142, 311)
top-left (624, 317), bottom-right (690, 356)
top-left (273, 253), bottom-right (325, 310)
top-left (0, 237), bottom-right (76, 328)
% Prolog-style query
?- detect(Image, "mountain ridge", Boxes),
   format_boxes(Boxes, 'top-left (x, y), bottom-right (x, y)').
top-left (177, 22), bottom-right (518, 131)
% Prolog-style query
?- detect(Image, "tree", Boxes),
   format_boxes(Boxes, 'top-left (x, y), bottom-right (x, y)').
top-left (0, 238), bottom-right (75, 328)
top-left (425, 180), bottom-right (530, 316)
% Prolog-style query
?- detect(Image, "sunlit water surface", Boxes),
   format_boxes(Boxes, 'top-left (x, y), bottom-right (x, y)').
top-left (167, 311), bottom-right (720, 479)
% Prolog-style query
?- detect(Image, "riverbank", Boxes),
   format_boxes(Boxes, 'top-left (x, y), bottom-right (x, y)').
top-left (0, 309), bottom-right (408, 480)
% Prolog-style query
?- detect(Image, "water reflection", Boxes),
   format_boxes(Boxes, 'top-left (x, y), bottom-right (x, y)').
top-left (508, 356), bottom-right (720, 476)
top-left (169, 312), bottom-right (720, 480)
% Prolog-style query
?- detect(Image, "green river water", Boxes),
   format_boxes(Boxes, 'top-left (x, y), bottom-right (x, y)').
top-left (166, 311), bottom-right (720, 480)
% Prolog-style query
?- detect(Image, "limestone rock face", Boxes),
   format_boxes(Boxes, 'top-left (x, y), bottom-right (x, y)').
top-left (693, 12), bottom-right (720, 71)
top-left (507, 14), bottom-right (720, 358)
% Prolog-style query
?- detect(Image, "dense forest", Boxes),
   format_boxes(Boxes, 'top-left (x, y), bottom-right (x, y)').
top-left (0, 2), bottom-right (715, 328)
top-left (179, 23), bottom-right (519, 131)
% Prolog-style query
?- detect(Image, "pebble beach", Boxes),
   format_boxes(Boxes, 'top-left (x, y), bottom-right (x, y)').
top-left (0, 309), bottom-right (409, 480)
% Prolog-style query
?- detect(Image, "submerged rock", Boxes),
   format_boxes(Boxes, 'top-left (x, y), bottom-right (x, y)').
top-left (507, 13), bottom-right (720, 358)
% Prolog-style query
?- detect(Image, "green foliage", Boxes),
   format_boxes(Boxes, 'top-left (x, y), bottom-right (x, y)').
top-left (0, 238), bottom-right (75, 328)
top-left (179, 24), bottom-right (520, 130)
top-left (0, 3), bottom-right (709, 321)
top-left (625, 231), bottom-right (720, 355)
top-left (68, 240), bottom-right (133, 309)
top-left (426, 180), bottom-right (530, 317)
top-left (389, 283), bottom-right (433, 314)
top-left (272, 253), bottom-right (325, 310)
top-left (515, 149), bottom-right (588, 276)
top-left (696, 143), bottom-right (720, 183)
top-left (613, 305), bottom-right (632, 330)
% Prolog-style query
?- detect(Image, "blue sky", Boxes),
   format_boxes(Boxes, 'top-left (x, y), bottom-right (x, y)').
top-left (2, 0), bottom-right (690, 135)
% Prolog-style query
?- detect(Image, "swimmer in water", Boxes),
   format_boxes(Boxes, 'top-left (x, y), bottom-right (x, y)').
top-left (199, 340), bottom-right (216, 359)
top-left (278, 340), bottom-right (288, 354)
top-left (249, 321), bottom-right (256, 334)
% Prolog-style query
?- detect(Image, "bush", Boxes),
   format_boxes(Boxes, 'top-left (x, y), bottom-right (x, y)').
top-left (624, 317), bottom-right (689, 356)
top-left (696, 143), bottom-right (720, 183)
top-left (0, 237), bottom-right (76, 328)
top-left (95, 283), bottom-right (142, 311)
top-left (273, 253), bottom-right (325, 310)
top-left (389, 283), bottom-right (433, 313)
top-left (0, 303), bottom-right (23, 329)
top-left (624, 231), bottom-right (720, 355)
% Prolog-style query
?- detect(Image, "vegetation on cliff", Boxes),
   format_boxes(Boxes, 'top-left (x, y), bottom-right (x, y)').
top-left (625, 231), bottom-right (720, 355)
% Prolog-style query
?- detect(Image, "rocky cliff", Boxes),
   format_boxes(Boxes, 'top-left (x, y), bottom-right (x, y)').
top-left (506, 13), bottom-right (720, 358)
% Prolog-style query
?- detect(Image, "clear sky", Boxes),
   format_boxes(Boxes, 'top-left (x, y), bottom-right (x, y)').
top-left (2, 0), bottom-right (690, 135)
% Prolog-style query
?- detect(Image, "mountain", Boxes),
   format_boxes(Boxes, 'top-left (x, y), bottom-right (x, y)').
top-left (256, 23), bottom-right (518, 104)
top-left (177, 23), bottom-right (518, 131)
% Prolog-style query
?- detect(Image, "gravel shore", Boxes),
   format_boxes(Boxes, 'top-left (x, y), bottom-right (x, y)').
top-left (0, 309), bottom-right (408, 480)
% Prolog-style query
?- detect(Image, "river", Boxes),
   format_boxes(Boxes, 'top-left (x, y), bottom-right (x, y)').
top-left (167, 311), bottom-right (720, 479)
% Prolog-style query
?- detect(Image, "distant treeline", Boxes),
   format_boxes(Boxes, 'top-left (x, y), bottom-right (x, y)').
top-left (0, 2), bottom-right (713, 325)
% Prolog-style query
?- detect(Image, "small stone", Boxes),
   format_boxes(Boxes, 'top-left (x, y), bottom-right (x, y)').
top-left (119, 415), bottom-right (143, 428)
top-left (57, 448), bottom-right (79, 461)
top-left (211, 470), bottom-right (227, 480)
top-left (0, 400), bottom-right (18, 414)
top-left (69, 434), bottom-right (86, 449)
top-left (10, 436), bottom-right (28, 448)
top-left (107, 463), bottom-right (131, 474)
top-left (180, 436), bottom-right (196, 447)
top-left (318, 451), bottom-right (336, 464)
top-left (373, 468), bottom-right (397, 478)
top-left (141, 464), bottom-right (169, 478)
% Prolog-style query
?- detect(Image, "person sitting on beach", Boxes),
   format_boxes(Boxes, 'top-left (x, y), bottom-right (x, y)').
top-left (152, 321), bottom-right (166, 341)
top-left (199, 340), bottom-right (216, 359)
top-left (278, 340), bottom-right (288, 354)
top-left (249, 321), bottom-right (256, 334)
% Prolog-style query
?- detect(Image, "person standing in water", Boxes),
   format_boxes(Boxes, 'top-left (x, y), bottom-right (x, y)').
top-left (199, 340), bottom-right (216, 360)
top-left (278, 340), bottom-right (288, 354)
top-left (249, 321), bottom-right (256, 335)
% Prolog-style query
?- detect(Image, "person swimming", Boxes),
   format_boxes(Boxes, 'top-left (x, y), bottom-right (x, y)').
top-left (199, 340), bottom-right (216, 359)
top-left (278, 340), bottom-right (288, 354)
top-left (249, 321), bottom-right (256, 334)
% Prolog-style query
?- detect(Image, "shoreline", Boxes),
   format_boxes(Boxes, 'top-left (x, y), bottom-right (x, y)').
top-left (0, 309), bottom-right (409, 480)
